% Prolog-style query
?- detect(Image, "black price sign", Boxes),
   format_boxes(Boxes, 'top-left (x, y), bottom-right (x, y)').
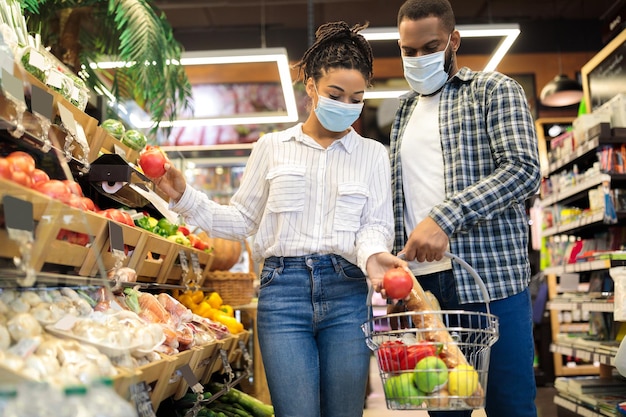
top-left (108, 221), bottom-right (125, 255)
top-left (3, 196), bottom-right (34, 233)
top-left (130, 382), bottom-right (156, 417)
top-left (30, 85), bottom-right (54, 121)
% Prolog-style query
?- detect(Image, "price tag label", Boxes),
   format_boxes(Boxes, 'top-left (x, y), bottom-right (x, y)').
top-left (30, 85), bottom-right (54, 121)
top-left (1, 69), bottom-right (25, 105)
top-left (109, 221), bottom-right (125, 257)
top-left (2, 196), bottom-right (34, 234)
top-left (57, 102), bottom-right (77, 135)
top-left (130, 382), bottom-right (156, 417)
top-left (178, 364), bottom-right (203, 394)
top-left (190, 252), bottom-right (201, 275)
top-left (178, 250), bottom-right (189, 272)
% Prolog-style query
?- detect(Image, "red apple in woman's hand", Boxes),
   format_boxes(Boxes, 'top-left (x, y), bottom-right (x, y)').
top-left (383, 267), bottom-right (413, 299)
top-left (138, 145), bottom-right (168, 178)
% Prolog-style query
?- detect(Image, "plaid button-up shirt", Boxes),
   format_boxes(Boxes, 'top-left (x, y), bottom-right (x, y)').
top-left (390, 67), bottom-right (541, 304)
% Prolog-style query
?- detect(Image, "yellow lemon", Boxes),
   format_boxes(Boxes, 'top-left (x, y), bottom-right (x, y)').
top-left (447, 364), bottom-right (479, 397)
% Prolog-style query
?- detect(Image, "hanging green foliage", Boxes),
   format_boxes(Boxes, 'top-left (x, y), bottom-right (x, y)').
top-left (18, 0), bottom-right (192, 135)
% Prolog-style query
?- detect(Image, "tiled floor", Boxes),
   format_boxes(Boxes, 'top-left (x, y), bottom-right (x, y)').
top-left (364, 356), bottom-right (558, 416)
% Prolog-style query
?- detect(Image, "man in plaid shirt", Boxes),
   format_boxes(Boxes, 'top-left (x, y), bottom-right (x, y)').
top-left (390, 0), bottom-right (541, 416)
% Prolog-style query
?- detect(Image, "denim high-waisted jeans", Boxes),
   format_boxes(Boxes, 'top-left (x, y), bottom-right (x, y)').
top-left (257, 254), bottom-right (371, 417)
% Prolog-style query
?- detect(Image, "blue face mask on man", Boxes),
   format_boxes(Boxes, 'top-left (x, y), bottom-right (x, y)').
top-left (402, 35), bottom-right (452, 95)
top-left (313, 85), bottom-right (364, 132)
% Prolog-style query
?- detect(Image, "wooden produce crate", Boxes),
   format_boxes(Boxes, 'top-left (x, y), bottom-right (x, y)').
top-left (165, 246), bottom-right (214, 287)
top-left (152, 349), bottom-right (195, 407)
top-left (206, 335), bottom-right (238, 377)
top-left (173, 341), bottom-right (221, 399)
top-left (228, 330), bottom-right (252, 365)
top-left (80, 220), bottom-right (144, 277)
top-left (112, 367), bottom-right (141, 402)
top-left (135, 355), bottom-right (176, 411)
top-left (0, 180), bottom-right (108, 274)
top-left (128, 233), bottom-right (178, 284)
top-left (91, 126), bottom-right (140, 165)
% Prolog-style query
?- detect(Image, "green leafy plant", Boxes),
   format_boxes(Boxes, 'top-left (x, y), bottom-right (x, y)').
top-left (18, 0), bottom-right (192, 134)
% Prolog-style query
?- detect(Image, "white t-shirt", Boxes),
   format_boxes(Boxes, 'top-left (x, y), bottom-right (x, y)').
top-left (400, 92), bottom-right (452, 276)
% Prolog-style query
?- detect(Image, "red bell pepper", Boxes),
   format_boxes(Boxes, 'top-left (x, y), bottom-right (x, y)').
top-left (377, 340), bottom-right (406, 372)
top-left (404, 341), bottom-right (437, 369)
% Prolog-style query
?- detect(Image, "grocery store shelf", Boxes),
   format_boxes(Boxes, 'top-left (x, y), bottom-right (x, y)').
top-left (550, 339), bottom-right (618, 368)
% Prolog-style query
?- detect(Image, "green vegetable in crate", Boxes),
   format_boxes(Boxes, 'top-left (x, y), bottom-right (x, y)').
top-left (121, 129), bottom-right (147, 151)
top-left (135, 215), bottom-right (158, 232)
top-left (20, 49), bottom-right (46, 82)
top-left (155, 217), bottom-right (179, 237)
top-left (208, 383), bottom-right (274, 417)
top-left (167, 233), bottom-right (191, 247)
top-left (101, 119), bottom-right (126, 139)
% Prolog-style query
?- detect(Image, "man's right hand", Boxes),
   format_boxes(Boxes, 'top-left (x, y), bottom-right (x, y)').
top-left (403, 217), bottom-right (449, 262)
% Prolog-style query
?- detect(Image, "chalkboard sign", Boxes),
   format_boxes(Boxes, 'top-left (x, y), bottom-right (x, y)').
top-left (582, 28), bottom-right (626, 111)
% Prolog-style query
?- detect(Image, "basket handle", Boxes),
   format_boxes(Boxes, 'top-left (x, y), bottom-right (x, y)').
top-left (368, 252), bottom-right (491, 314)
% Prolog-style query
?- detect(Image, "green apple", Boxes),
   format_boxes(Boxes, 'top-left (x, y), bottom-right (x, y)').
top-left (413, 356), bottom-right (448, 393)
top-left (383, 373), bottom-right (426, 407)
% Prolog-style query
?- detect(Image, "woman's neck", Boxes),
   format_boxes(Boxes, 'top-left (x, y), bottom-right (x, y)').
top-left (302, 118), bottom-right (349, 148)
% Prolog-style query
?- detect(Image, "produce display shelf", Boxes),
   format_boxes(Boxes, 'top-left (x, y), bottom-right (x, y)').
top-left (174, 341), bottom-right (222, 399)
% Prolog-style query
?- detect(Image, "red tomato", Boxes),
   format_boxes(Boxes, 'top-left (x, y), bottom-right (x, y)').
top-left (0, 158), bottom-right (11, 180)
top-left (63, 179), bottom-right (84, 197)
top-left (377, 340), bottom-right (406, 372)
top-left (33, 180), bottom-right (72, 203)
top-left (97, 208), bottom-right (135, 227)
top-left (383, 267), bottom-right (414, 299)
top-left (31, 169), bottom-right (50, 186)
top-left (80, 197), bottom-right (96, 212)
top-left (6, 151), bottom-right (35, 174)
top-left (57, 229), bottom-right (90, 246)
top-left (10, 170), bottom-right (32, 188)
top-left (138, 146), bottom-right (168, 178)
top-left (404, 342), bottom-right (438, 370)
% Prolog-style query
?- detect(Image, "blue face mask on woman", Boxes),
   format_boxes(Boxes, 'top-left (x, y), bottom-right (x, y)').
top-left (314, 86), bottom-right (364, 132)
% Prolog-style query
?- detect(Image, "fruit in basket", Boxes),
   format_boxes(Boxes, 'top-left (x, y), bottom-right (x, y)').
top-left (383, 267), bottom-right (414, 299)
top-left (378, 340), bottom-right (406, 372)
top-left (447, 364), bottom-right (479, 397)
top-left (121, 129), bottom-right (147, 151)
top-left (138, 145), bottom-right (168, 178)
top-left (384, 373), bottom-right (425, 406)
top-left (100, 119), bottom-right (126, 139)
top-left (405, 342), bottom-right (438, 369)
top-left (414, 356), bottom-right (448, 393)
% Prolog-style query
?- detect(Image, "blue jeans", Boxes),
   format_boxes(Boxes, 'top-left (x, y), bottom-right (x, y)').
top-left (257, 254), bottom-right (371, 417)
top-left (418, 270), bottom-right (537, 417)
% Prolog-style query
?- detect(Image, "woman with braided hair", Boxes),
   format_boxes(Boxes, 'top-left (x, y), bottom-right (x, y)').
top-left (149, 21), bottom-right (405, 417)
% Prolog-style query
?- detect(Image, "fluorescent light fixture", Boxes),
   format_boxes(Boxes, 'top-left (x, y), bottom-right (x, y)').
top-left (361, 24), bottom-right (520, 98)
top-left (363, 89), bottom-right (408, 100)
top-left (92, 47), bottom-right (299, 128)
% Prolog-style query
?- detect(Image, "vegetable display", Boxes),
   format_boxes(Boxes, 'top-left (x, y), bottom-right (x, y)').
top-left (175, 383), bottom-right (274, 417)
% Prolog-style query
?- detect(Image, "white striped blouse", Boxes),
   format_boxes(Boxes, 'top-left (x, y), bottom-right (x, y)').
top-left (171, 123), bottom-right (394, 272)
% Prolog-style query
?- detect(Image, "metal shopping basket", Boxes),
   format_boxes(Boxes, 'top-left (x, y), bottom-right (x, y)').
top-left (361, 252), bottom-right (499, 411)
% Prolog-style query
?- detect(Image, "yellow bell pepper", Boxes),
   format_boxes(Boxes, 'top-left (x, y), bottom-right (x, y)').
top-left (191, 289), bottom-right (205, 304)
top-left (219, 304), bottom-right (234, 317)
top-left (192, 300), bottom-right (212, 317)
top-left (216, 313), bottom-right (244, 334)
top-left (206, 292), bottom-right (223, 309)
top-left (178, 293), bottom-right (195, 309)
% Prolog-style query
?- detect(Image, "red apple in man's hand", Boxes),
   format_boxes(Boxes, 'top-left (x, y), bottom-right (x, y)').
top-left (383, 267), bottom-right (414, 299)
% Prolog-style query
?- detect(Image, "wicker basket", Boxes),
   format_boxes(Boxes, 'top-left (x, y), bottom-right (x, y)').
top-left (204, 240), bottom-right (256, 306)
